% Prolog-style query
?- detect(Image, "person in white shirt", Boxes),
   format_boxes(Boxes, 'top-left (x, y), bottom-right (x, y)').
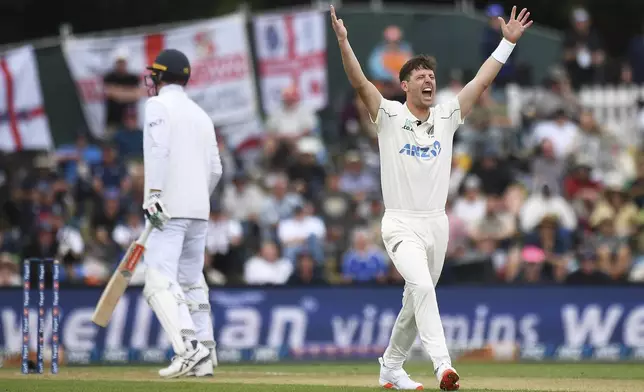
top-left (277, 203), bottom-right (326, 264)
top-left (206, 205), bottom-right (243, 278)
top-left (452, 175), bottom-right (488, 231)
top-left (221, 172), bottom-right (266, 222)
top-left (140, 49), bottom-right (221, 378)
top-left (531, 108), bottom-right (580, 159)
top-left (266, 86), bottom-right (318, 141)
top-left (520, 185), bottom-right (578, 232)
top-left (244, 241), bottom-right (293, 285)
top-left (112, 209), bottom-right (145, 251)
top-left (331, 5), bottom-right (533, 390)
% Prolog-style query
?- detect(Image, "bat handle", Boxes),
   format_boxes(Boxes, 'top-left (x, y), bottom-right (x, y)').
top-left (137, 224), bottom-right (154, 246)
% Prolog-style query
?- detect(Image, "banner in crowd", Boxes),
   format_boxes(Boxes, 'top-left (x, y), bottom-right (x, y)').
top-left (0, 45), bottom-right (53, 152)
top-left (2, 286), bottom-right (644, 365)
top-left (253, 10), bottom-right (327, 115)
top-left (62, 13), bottom-right (258, 139)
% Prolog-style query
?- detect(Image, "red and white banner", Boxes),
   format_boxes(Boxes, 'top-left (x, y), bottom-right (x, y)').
top-left (253, 10), bottom-right (327, 114)
top-left (62, 13), bottom-right (258, 139)
top-left (0, 45), bottom-right (52, 152)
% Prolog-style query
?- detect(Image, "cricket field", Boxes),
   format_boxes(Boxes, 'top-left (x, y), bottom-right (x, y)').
top-left (1, 361), bottom-right (644, 391)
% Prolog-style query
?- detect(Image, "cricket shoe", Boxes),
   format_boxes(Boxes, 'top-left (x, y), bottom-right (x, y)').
top-left (378, 357), bottom-right (424, 390)
top-left (158, 342), bottom-right (210, 379)
top-left (435, 363), bottom-right (460, 391)
top-left (186, 359), bottom-right (214, 377)
top-left (187, 346), bottom-right (218, 377)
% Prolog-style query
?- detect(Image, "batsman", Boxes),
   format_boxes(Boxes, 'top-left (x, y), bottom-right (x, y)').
top-left (141, 48), bottom-right (222, 378)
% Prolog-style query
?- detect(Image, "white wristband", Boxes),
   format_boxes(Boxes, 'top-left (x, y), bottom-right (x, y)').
top-left (491, 38), bottom-right (516, 64)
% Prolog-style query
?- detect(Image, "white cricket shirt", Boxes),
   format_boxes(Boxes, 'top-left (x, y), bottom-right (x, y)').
top-left (143, 85), bottom-right (222, 220)
top-left (372, 97), bottom-right (464, 212)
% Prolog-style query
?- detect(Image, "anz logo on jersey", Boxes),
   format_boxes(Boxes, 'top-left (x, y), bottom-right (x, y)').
top-left (399, 141), bottom-right (442, 161)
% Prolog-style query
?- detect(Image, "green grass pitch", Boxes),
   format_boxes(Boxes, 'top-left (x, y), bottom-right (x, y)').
top-left (2, 361), bottom-right (644, 391)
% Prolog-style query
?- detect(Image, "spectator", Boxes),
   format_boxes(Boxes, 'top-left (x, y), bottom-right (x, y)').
top-left (92, 191), bottom-right (122, 234)
top-left (260, 173), bottom-right (304, 238)
top-left (512, 245), bottom-right (548, 284)
top-left (112, 209), bottom-right (145, 252)
top-left (244, 241), bottom-right (293, 285)
top-left (51, 211), bottom-right (84, 266)
top-left (91, 144), bottom-right (129, 195)
top-left (0, 227), bottom-right (19, 255)
top-left (448, 237), bottom-right (498, 284)
top-left (448, 154), bottom-right (467, 200)
top-left (619, 63), bottom-right (635, 86)
top-left (470, 148), bottom-right (515, 197)
top-left (638, 100), bottom-right (644, 144)
top-left (113, 108), bottom-right (143, 161)
top-left (458, 102), bottom-right (506, 161)
top-left (277, 203), bottom-right (326, 264)
top-left (445, 198), bottom-right (469, 263)
top-left (566, 247), bottom-right (612, 285)
top-left (521, 67), bottom-right (581, 124)
top-left (587, 213), bottom-right (633, 282)
top-left (531, 108), bottom-right (580, 160)
top-left (316, 172), bottom-right (357, 230)
top-left (21, 223), bottom-right (61, 286)
top-left (338, 91), bottom-right (376, 150)
top-left (206, 205), bottom-right (244, 281)
top-left (0, 252), bottom-right (20, 287)
top-left (627, 23), bottom-right (644, 84)
top-left (520, 185), bottom-right (577, 232)
top-left (287, 252), bottom-right (326, 285)
top-left (563, 159), bottom-right (602, 225)
top-left (265, 86), bottom-right (319, 169)
top-left (453, 175), bottom-right (487, 230)
top-left (338, 151), bottom-right (378, 200)
top-left (590, 175), bottom-right (639, 237)
top-left (562, 7), bottom-right (605, 89)
top-left (221, 172), bottom-right (266, 223)
top-left (469, 196), bottom-right (517, 246)
top-left (103, 51), bottom-right (142, 133)
top-left (84, 226), bottom-right (120, 283)
top-left (367, 25), bottom-right (412, 84)
top-left (563, 159), bottom-right (601, 201)
top-left (573, 109), bottom-right (628, 182)
top-left (287, 142), bottom-right (327, 201)
top-left (435, 69), bottom-right (464, 106)
top-left (316, 172), bottom-right (357, 259)
top-left (56, 134), bottom-right (102, 185)
top-left (530, 139), bottom-right (566, 195)
top-left (523, 215), bottom-right (573, 282)
top-left (267, 86), bottom-right (318, 141)
top-left (341, 228), bottom-right (388, 284)
top-left (627, 155), bottom-right (644, 208)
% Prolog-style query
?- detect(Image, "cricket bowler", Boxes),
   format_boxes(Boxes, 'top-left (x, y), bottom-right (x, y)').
top-left (330, 5), bottom-right (532, 390)
top-left (141, 49), bottom-right (222, 378)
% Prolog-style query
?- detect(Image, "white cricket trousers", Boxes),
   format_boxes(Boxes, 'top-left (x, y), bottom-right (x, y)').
top-left (144, 218), bottom-right (212, 344)
top-left (380, 209), bottom-right (451, 371)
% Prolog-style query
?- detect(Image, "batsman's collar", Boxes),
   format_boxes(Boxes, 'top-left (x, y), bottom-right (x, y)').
top-left (158, 84), bottom-right (185, 95)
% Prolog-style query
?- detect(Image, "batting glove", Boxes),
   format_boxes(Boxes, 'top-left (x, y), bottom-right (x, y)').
top-left (143, 191), bottom-right (171, 230)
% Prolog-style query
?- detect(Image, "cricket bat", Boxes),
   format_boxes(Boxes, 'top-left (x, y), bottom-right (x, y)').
top-left (92, 224), bottom-right (154, 327)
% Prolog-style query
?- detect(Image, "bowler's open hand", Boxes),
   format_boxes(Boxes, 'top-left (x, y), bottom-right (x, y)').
top-left (499, 6), bottom-right (533, 43)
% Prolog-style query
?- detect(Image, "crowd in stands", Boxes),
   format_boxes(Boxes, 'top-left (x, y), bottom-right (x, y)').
top-left (1, 5), bottom-right (644, 288)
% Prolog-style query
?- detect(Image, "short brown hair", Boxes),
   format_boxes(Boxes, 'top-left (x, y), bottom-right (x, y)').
top-left (399, 55), bottom-right (437, 82)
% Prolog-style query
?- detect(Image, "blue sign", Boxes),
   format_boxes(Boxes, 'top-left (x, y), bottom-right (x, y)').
top-left (2, 286), bottom-right (644, 364)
